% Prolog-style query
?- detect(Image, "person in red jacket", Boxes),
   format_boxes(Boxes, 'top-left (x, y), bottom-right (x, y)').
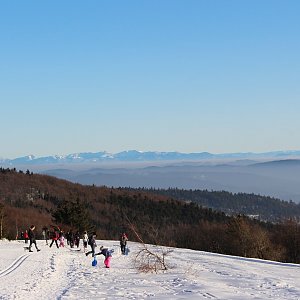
top-left (24, 230), bottom-right (29, 244)
top-left (49, 229), bottom-right (60, 248)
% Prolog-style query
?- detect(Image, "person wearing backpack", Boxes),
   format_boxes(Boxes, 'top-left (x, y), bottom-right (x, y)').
top-left (85, 232), bottom-right (97, 257)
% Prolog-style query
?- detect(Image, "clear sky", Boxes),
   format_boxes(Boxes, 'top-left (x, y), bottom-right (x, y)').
top-left (1, 1), bottom-right (299, 159)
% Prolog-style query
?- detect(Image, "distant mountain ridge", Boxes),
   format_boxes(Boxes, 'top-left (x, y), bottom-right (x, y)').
top-left (2, 150), bottom-right (300, 203)
top-left (2, 150), bottom-right (300, 165)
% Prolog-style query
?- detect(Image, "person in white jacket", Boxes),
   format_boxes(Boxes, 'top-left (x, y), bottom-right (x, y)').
top-left (83, 231), bottom-right (88, 252)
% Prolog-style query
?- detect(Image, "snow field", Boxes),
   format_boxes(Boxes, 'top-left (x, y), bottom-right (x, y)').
top-left (0, 239), bottom-right (300, 299)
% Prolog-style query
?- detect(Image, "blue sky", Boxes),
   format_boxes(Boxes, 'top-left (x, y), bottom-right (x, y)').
top-left (1, 1), bottom-right (299, 158)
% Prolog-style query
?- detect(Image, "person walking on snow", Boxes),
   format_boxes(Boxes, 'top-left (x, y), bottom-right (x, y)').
top-left (24, 230), bottom-right (29, 244)
top-left (74, 231), bottom-right (80, 248)
top-left (68, 230), bottom-right (75, 248)
top-left (85, 232), bottom-right (97, 257)
top-left (42, 226), bottom-right (49, 245)
top-left (49, 229), bottom-right (60, 248)
top-left (28, 225), bottom-right (40, 252)
top-left (59, 231), bottom-right (65, 247)
top-left (120, 232), bottom-right (128, 255)
top-left (83, 231), bottom-right (88, 253)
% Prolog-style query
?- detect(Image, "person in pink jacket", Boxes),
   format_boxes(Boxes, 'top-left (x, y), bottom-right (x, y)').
top-left (95, 246), bottom-right (114, 268)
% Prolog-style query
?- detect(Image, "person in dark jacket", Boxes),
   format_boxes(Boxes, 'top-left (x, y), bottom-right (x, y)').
top-left (120, 232), bottom-right (128, 255)
top-left (28, 225), bottom-right (40, 252)
top-left (85, 233), bottom-right (97, 257)
top-left (68, 230), bottom-right (75, 248)
top-left (74, 231), bottom-right (80, 248)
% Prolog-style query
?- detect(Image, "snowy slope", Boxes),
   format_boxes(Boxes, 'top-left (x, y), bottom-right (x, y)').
top-left (0, 239), bottom-right (300, 299)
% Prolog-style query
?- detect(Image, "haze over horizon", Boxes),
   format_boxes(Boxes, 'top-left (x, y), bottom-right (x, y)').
top-left (1, 1), bottom-right (299, 159)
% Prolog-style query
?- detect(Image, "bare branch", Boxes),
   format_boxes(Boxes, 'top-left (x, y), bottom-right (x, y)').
top-left (125, 214), bottom-right (173, 273)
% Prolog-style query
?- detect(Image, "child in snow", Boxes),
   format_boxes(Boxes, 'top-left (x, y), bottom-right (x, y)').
top-left (95, 246), bottom-right (113, 268)
top-left (59, 232), bottom-right (65, 247)
top-left (24, 230), bottom-right (29, 244)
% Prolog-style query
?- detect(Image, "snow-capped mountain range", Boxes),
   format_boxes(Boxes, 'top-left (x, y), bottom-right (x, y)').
top-left (1, 150), bottom-right (300, 165)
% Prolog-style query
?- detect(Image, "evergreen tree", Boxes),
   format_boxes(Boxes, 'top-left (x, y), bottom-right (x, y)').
top-left (52, 198), bottom-right (91, 232)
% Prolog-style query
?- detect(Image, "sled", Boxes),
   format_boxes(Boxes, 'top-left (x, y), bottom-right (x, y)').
top-left (68, 247), bottom-right (81, 252)
top-left (92, 256), bottom-right (97, 266)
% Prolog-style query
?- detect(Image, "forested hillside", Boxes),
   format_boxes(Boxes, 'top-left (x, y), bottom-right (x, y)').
top-left (133, 188), bottom-right (300, 222)
top-left (1, 167), bottom-right (300, 264)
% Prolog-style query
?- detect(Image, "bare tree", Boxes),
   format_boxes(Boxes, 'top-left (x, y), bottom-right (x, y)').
top-left (126, 217), bottom-right (173, 273)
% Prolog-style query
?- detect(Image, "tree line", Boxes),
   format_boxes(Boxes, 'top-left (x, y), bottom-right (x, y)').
top-left (129, 187), bottom-right (300, 222)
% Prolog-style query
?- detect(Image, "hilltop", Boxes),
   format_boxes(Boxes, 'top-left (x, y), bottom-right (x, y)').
top-left (1, 167), bottom-right (300, 264)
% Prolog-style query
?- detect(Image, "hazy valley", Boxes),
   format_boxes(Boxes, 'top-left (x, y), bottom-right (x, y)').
top-left (34, 159), bottom-right (300, 203)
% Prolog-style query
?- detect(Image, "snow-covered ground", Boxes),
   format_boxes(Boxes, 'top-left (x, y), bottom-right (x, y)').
top-left (0, 239), bottom-right (300, 300)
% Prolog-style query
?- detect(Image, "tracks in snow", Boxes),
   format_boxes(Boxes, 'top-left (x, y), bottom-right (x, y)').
top-left (0, 253), bottom-right (31, 278)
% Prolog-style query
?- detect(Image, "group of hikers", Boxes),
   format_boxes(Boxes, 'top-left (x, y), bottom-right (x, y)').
top-left (22, 225), bottom-right (129, 268)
